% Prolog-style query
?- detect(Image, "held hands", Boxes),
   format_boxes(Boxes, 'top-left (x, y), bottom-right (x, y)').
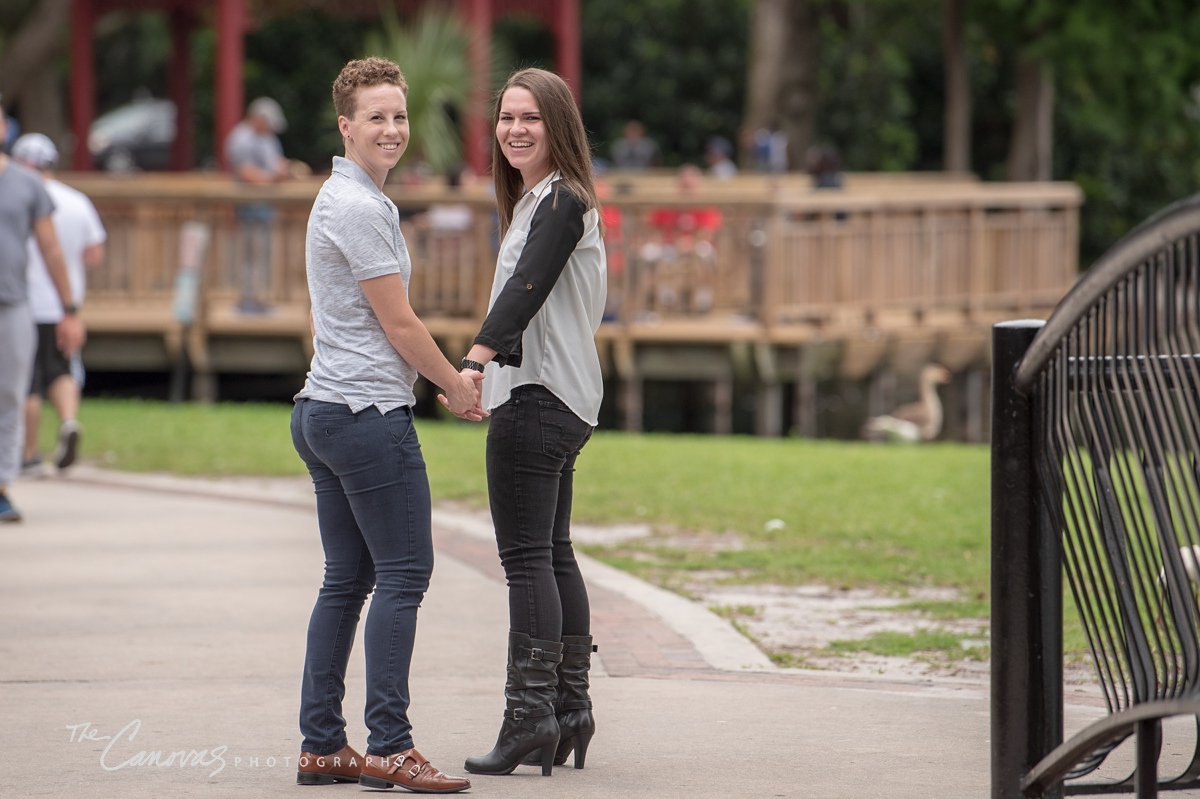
top-left (438, 369), bottom-right (487, 421)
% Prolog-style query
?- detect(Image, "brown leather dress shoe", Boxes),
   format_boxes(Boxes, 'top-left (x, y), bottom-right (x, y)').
top-left (296, 744), bottom-right (363, 785)
top-left (359, 748), bottom-right (470, 793)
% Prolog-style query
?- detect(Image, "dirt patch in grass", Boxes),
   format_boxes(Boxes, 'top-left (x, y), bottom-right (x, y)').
top-left (698, 582), bottom-right (993, 681)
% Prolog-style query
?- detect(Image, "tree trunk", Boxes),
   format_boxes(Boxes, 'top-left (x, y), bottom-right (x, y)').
top-left (20, 66), bottom-right (68, 147)
top-left (1006, 54), bottom-right (1054, 181)
top-left (0, 0), bottom-right (72, 115)
top-left (742, 0), bottom-right (818, 171)
top-left (942, 0), bottom-right (970, 173)
top-left (741, 0), bottom-right (789, 168)
top-left (775, 0), bottom-right (819, 171)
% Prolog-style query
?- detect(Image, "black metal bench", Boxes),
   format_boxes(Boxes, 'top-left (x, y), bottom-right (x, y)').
top-left (992, 193), bottom-right (1200, 799)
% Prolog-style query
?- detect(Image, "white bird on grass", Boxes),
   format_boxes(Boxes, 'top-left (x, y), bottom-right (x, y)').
top-left (1156, 544), bottom-right (1200, 626)
top-left (861, 363), bottom-right (953, 443)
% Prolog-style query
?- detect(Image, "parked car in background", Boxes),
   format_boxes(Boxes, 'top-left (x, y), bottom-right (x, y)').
top-left (88, 97), bottom-right (176, 171)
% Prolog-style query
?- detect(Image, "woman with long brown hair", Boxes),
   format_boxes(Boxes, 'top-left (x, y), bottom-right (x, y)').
top-left (452, 67), bottom-right (606, 778)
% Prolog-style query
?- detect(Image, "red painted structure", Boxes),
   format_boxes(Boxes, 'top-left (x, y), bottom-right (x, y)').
top-left (66, 0), bottom-right (581, 174)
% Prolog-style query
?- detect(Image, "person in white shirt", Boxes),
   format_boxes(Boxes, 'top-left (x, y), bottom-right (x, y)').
top-left (457, 68), bottom-right (606, 778)
top-left (12, 133), bottom-right (106, 473)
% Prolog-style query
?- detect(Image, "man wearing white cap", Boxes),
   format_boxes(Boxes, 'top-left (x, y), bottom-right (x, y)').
top-left (0, 107), bottom-right (85, 523)
top-left (224, 97), bottom-right (291, 313)
top-left (12, 133), bottom-right (106, 475)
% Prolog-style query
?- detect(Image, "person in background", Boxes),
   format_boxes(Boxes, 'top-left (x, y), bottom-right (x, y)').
top-left (0, 108), bottom-right (85, 523)
top-left (224, 96), bottom-right (291, 314)
top-left (290, 56), bottom-right (478, 793)
top-left (12, 134), bottom-right (106, 475)
top-left (704, 135), bottom-right (738, 179)
top-left (457, 67), bottom-right (606, 778)
top-left (805, 144), bottom-right (845, 190)
top-left (1, 94), bottom-right (18, 153)
top-left (611, 119), bottom-right (660, 170)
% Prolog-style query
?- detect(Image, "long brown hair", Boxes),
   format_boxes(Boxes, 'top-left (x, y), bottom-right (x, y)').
top-left (491, 68), bottom-right (600, 238)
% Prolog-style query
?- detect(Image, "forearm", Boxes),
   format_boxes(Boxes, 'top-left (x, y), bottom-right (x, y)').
top-left (465, 343), bottom-right (497, 365)
top-left (33, 219), bottom-right (74, 307)
top-left (382, 314), bottom-right (462, 393)
top-left (84, 243), bottom-right (105, 269)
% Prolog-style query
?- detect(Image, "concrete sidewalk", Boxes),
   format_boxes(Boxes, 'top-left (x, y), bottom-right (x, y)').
top-left (0, 469), bottom-right (1043, 798)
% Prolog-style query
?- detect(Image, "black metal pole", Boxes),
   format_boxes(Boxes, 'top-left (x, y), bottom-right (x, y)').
top-left (991, 320), bottom-right (1062, 799)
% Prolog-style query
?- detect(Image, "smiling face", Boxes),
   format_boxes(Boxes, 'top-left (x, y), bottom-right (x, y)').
top-left (496, 86), bottom-right (553, 188)
top-left (339, 83), bottom-right (408, 188)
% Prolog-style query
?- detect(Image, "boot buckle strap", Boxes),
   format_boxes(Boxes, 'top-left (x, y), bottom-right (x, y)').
top-left (505, 706), bottom-right (554, 721)
top-left (520, 646), bottom-right (563, 664)
top-left (563, 642), bottom-right (597, 654)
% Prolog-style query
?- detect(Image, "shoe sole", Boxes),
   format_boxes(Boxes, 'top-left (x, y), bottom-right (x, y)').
top-left (296, 770), bottom-right (357, 785)
top-left (358, 773), bottom-right (470, 792)
top-left (54, 428), bottom-right (79, 470)
top-left (0, 509), bottom-right (22, 523)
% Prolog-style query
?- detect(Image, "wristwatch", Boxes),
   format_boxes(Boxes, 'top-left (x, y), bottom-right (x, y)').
top-left (62, 304), bottom-right (79, 316)
top-left (461, 358), bottom-right (486, 373)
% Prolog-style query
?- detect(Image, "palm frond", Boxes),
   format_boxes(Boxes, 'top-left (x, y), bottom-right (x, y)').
top-left (364, 6), bottom-right (470, 173)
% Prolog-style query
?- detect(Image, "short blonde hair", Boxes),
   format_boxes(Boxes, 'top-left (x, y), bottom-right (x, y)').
top-left (332, 57), bottom-right (407, 120)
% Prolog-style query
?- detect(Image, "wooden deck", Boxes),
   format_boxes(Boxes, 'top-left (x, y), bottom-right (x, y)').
top-left (61, 171), bottom-right (1083, 437)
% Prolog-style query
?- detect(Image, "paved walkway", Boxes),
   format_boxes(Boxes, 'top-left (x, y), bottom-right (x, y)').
top-left (0, 467), bottom-right (1110, 798)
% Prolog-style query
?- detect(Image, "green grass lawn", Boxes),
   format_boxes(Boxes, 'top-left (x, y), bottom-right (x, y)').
top-left (48, 399), bottom-right (993, 602)
top-left (52, 399), bottom-right (1112, 666)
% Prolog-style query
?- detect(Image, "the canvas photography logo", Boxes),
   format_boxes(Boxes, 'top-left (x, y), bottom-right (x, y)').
top-left (65, 719), bottom-right (293, 779)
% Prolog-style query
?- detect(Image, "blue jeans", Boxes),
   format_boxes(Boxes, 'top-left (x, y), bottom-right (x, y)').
top-left (291, 399), bottom-right (434, 756)
top-left (235, 204), bottom-right (274, 309)
top-left (486, 384), bottom-right (594, 640)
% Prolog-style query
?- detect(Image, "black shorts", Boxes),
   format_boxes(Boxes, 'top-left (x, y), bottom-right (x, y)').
top-left (29, 323), bottom-right (73, 398)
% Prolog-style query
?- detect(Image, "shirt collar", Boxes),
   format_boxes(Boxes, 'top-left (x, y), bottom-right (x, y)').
top-left (519, 170), bottom-right (560, 206)
top-left (331, 156), bottom-right (383, 194)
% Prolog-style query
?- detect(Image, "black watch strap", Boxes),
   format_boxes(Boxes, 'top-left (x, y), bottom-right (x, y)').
top-left (62, 304), bottom-right (79, 316)
top-left (461, 358), bottom-right (486, 373)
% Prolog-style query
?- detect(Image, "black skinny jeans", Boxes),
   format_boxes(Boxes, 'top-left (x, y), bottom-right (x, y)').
top-left (486, 384), bottom-right (594, 641)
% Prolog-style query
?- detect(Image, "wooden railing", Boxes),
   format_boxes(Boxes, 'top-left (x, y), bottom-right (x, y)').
top-left (61, 172), bottom-right (1082, 423)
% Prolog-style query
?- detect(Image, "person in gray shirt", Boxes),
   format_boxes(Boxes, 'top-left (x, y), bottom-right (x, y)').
top-left (0, 107), bottom-right (85, 522)
top-left (290, 57), bottom-right (478, 794)
top-left (224, 96), bottom-right (291, 313)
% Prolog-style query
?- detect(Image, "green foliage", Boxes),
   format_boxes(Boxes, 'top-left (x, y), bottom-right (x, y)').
top-left (812, 1), bottom-right (926, 171)
top-left (365, 7), bottom-right (471, 174)
top-left (970, 0), bottom-right (1200, 261)
top-left (92, 13), bottom-right (172, 112)
top-left (580, 0), bottom-right (752, 165)
top-left (237, 12), bottom-right (372, 170)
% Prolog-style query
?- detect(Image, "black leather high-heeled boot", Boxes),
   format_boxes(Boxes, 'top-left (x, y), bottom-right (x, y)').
top-left (523, 634), bottom-right (597, 769)
top-left (464, 631), bottom-right (564, 777)
top-left (551, 635), bottom-right (596, 768)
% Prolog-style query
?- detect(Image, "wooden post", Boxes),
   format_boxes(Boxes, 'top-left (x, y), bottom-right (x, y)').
top-left (168, 9), bottom-right (195, 172)
top-left (214, 0), bottom-right (247, 172)
top-left (554, 0), bottom-right (582, 101)
top-left (69, 0), bottom-right (96, 170)
top-left (461, 0), bottom-right (492, 178)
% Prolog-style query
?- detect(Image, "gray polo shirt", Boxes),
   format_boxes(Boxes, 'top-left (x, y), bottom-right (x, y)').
top-left (296, 157), bottom-right (416, 412)
top-left (223, 121), bottom-right (284, 176)
top-left (0, 159), bottom-right (54, 305)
